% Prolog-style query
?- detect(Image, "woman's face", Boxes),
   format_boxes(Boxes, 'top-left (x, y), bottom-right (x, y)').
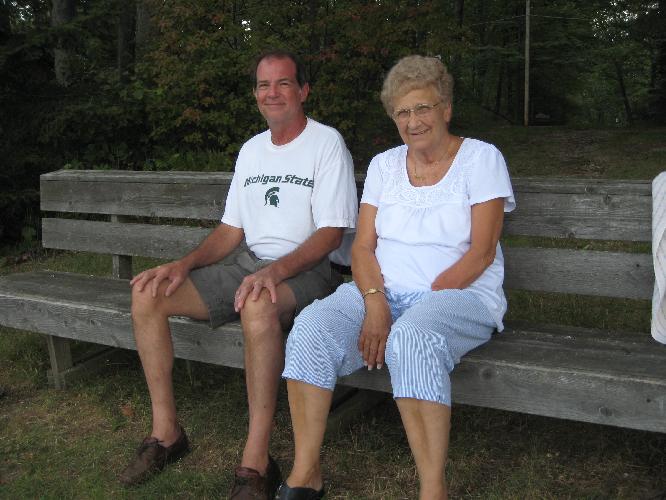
top-left (391, 86), bottom-right (451, 153)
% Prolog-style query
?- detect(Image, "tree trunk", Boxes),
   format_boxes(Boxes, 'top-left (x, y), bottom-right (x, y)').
top-left (307, 0), bottom-right (320, 82)
top-left (30, 0), bottom-right (50, 28)
top-left (474, 0), bottom-right (488, 100)
top-left (117, 0), bottom-right (136, 82)
top-left (495, 61), bottom-right (504, 114)
top-left (613, 59), bottom-right (633, 124)
top-left (647, 0), bottom-right (666, 123)
top-left (0, 1), bottom-right (10, 42)
top-left (450, 0), bottom-right (464, 75)
top-left (51, 0), bottom-right (76, 87)
top-left (455, 0), bottom-right (464, 27)
top-left (135, 0), bottom-right (157, 60)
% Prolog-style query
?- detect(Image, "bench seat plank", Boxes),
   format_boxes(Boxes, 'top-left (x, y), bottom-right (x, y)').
top-left (2, 271), bottom-right (664, 432)
top-left (0, 271), bottom-right (244, 368)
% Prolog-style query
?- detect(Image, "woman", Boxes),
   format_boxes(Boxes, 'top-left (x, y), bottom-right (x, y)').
top-left (277, 55), bottom-right (515, 500)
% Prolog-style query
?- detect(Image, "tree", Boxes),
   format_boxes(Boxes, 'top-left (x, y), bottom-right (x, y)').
top-left (117, 0), bottom-right (135, 82)
top-left (0, 1), bottom-right (10, 42)
top-left (51, 0), bottom-right (76, 87)
top-left (135, 0), bottom-right (156, 60)
top-left (645, 0), bottom-right (666, 122)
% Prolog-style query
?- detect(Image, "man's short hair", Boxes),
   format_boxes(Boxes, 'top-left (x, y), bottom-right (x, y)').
top-left (251, 49), bottom-right (307, 88)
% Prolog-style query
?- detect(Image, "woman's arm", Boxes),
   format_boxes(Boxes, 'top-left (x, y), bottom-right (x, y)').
top-left (431, 198), bottom-right (505, 291)
top-left (351, 203), bottom-right (392, 370)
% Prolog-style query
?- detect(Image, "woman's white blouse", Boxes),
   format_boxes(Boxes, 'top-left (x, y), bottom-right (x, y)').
top-left (360, 139), bottom-right (516, 330)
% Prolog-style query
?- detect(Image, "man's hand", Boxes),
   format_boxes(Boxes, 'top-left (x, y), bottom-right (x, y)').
top-left (358, 297), bottom-right (392, 370)
top-left (130, 260), bottom-right (191, 298)
top-left (234, 264), bottom-right (283, 312)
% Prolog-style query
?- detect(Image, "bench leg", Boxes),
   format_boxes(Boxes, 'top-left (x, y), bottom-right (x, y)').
top-left (46, 335), bottom-right (73, 389)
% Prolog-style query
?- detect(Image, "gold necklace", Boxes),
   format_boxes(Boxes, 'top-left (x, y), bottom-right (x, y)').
top-left (410, 144), bottom-right (451, 182)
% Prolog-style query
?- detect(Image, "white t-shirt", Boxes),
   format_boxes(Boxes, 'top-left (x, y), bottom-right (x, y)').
top-left (222, 118), bottom-right (358, 263)
top-left (360, 139), bottom-right (515, 330)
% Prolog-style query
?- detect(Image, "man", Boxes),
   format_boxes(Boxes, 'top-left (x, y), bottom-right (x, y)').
top-left (119, 49), bottom-right (358, 499)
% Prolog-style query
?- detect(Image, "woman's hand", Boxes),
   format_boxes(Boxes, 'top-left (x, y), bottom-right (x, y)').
top-left (358, 296), bottom-right (392, 370)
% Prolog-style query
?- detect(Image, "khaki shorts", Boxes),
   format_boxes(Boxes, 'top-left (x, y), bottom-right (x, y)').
top-left (189, 244), bottom-right (340, 328)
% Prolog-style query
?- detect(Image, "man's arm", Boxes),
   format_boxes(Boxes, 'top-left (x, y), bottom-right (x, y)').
top-left (131, 223), bottom-right (244, 297)
top-left (233, 226), bottom-right (344, 311)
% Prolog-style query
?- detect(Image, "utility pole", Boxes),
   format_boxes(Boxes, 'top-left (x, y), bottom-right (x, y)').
top-left (524, 0), bottom-right (530, 126)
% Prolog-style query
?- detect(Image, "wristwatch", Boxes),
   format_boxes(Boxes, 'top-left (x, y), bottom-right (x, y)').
top-left (362, 288), bottom-right (386, 299)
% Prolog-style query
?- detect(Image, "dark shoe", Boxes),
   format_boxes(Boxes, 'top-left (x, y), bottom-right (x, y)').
top-left (118, 426), bottom-right (191, 486)
top-left (229, 455), bottom-right (281, 499)
top-left (275, 482), bottom-right (325, 500)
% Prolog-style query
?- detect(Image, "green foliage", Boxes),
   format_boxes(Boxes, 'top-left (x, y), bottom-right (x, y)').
top-left (0, 0), bottom-right (665, 245)
top-left (136, 1), bottom-right (261, 170)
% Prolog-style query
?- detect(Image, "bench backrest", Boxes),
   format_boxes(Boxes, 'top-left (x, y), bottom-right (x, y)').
top-left (40, 170), bottom-right (654, 300)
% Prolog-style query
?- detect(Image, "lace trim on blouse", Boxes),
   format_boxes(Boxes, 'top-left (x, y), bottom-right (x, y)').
top-left (377, 139), bottom-right (477, 208)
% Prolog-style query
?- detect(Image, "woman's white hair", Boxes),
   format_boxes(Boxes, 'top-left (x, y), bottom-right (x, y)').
top-left (380, 55), bottom-right (454, 116)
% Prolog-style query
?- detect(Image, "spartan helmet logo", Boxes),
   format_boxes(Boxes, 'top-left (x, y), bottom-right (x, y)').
top-left (264, 186), bottom-right (280, 207)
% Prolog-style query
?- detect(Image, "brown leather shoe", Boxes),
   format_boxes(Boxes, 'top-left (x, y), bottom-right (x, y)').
top-left (229, 455), bottom-right (281, 499)
top-left (118, 426), bottom-right (191, 486)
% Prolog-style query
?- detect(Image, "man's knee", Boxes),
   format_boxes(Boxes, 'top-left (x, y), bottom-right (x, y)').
top-left (240, 289), bottom-right (283, 339)
top-left (131, 283), bottom-right (163, 320)
top-left (132, 278), bottom-right (208, 322)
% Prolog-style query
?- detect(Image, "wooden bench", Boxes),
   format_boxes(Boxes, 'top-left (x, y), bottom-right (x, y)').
top-left (0, 170), bottom-right (662, 433)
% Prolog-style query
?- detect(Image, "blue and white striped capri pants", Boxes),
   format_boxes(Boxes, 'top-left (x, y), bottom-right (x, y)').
top-left (282, 281), bottom-right (496, 406)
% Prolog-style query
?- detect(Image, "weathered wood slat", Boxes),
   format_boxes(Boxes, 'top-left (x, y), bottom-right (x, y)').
top-left (42, 218), bottom-right (210, 260)
top-left (0, 272), bottom-right (245, 368)
top-left (2, 271), bottom-right (664, 432)
top-left (41, 173), bottom-right (233, 220)
top-left (340, 324), bottom-right (666, 432)
top-left (0, 272), bottom-right (660, 379)
top-left (41, 170), bottom-right (653, 194)
top-left (510, 177), bottom-right (652, 195)
top-left (503, 191), bottom-right (651, 241)
top-left (42, 218), bottom-right (654, 300)
top-left (41, 170), bottom-right (652, 241)
top-left (503, 247), bottom-right (653, 300)
top-left (41, 170), bottom-right (236, 184)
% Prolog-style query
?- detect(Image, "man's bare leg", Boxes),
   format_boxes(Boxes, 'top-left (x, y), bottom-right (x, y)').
top-left (238, 285), bottom-right (297, 474)
top-left (131, 277), bottom-right (209, 445)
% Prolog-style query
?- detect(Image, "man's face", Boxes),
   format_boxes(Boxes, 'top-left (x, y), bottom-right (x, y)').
top-left (253, 57), bottom-right (309, 128)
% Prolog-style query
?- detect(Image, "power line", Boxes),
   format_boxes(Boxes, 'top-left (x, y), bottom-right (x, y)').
top-left (533, 14), bottom-right (592, 20)
top-left (469, 14), bottom-right (592, 27)
top-left (469, 15), bottom-right (525, 26)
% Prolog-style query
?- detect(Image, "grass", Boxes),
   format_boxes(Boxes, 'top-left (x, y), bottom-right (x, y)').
top-left (1, 124), bottom-right (665, 498)
top-left (0, 245), bottom-right (660, 498)
top-left (453, 106), bottom-right (666, 180)
top-left (1, 328), bottom-right (665, 499)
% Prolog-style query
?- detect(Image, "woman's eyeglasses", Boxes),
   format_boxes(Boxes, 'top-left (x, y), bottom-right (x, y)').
top-left (392, 101), bottom-right (443, 122)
